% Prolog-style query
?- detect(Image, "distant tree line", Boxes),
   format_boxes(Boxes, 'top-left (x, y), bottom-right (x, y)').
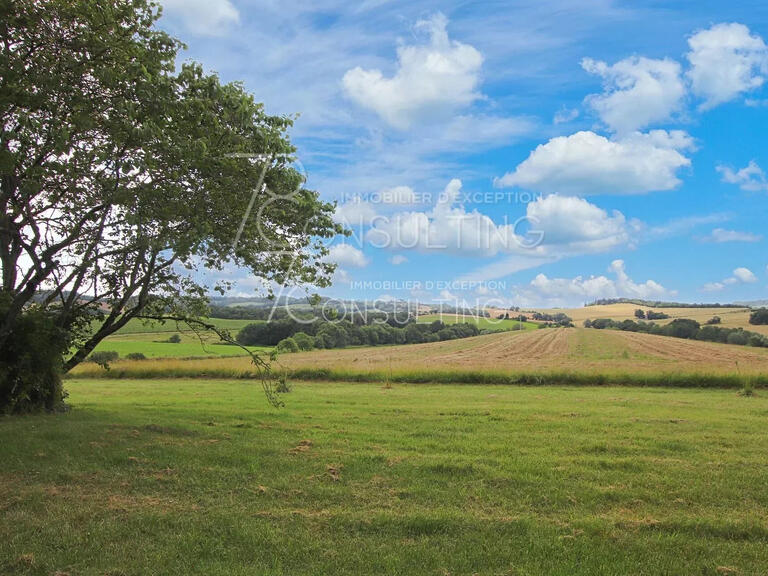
top-left (531, 312), bottom-right (573, 327)
top-left (584, 318), bottom-right (768, 348)
top-left (237, 318), bottom-right (487, 352)
top-left (588, 298), bottom-right (741, 309)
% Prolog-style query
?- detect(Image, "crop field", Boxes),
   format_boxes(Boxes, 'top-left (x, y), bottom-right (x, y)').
top-left (417, 313), bottom-right (538, 331)
top-left (529, 304), bottom-right (768, 336)
top-left (72, 326), bottom-right (768, 383)
top-left (2, 379), bottom-right (768, 575)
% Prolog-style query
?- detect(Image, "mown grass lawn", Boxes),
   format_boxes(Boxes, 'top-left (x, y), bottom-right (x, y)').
top-left (2, 380), bottom-right (768, 575)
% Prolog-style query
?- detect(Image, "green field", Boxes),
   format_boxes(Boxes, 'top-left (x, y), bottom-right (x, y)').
top-left (417, 313), bottom-right (538, 331)
top-left (3, 380), bottom-right (768, 575)
top-left (89, 318), bottom-right (266, 359)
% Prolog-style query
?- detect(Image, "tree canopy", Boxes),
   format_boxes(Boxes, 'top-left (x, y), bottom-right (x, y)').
top-left (0, 0), bottom-right (342, 412)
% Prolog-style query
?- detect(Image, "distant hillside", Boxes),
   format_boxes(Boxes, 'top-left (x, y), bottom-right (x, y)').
top-left (586, 298), bottom-right (743, 309)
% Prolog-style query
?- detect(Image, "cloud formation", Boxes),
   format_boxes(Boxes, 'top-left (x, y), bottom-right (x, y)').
top-left (701, 228), bottom-right (762, 243)
top-left (582, 56), bottom-right (685, 134)
top-left (326, 244), bottom-right (370, 268)
top-left (161, 0), bottom-right (239, 36)
top-left (687, 23), bottom-right (768, 109)
top-left (522, 260), bottom-right (666, 306)
top-left (717, 160), bottom-right (768, 192)
top-left (342, 13), bottom-right (483, 129)
top-left (496, 130), bottom-right (694, 196)
top-left (702, 266), bottom-right (758, 292)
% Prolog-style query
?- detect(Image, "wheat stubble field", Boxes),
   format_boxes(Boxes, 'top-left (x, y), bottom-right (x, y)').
top-left (72, 325), bottom-right (768, 381)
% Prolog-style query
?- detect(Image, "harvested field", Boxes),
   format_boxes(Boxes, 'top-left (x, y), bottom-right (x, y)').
top-left (72, 327), bottom-right (768, 379)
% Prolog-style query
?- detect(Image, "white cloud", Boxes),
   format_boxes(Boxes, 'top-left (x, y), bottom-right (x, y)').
top-left (160, 0), bottom-right (239, 36)
top-left (334, 197), bottom-right (379, 227)
top-left (582, 56), bottom-right (685, 134)
top-left (733, 267), bottom-right (758, 283)
top-left (388, 255), bottom-right (408, 265)
top-left (496, 130), bottom-right (694, 195)
top-left (526, 194), bottom-right (639, 253)
top-left (326, 244), bottom-right (370, 268)
top-left (522, 259), bottom-right (666, 306)
top-left (372, 186), bottom-right (418, 205)
top-left (701, 266), bottom-right (758, 292)
top-left (366, 180), bottom-right (638, 260)
top-left (553, 107), bottom-right (580, 124)
top-left (686, 23), bottom-right (768, 109)
top-left (342, 13), bottom-right (483, 129)
top-left (701, 228), bottom-right (762, 243)
top-left (717, 160), bottom-right (768, 192)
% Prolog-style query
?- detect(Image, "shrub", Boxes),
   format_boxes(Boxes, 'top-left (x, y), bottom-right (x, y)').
top-left (646, 310), bottom-right (670, 320)
top-left (126, 352), bottom-right (147, 360)
top-left (87, 350), bottom-right (120, 369)
top-left (727, 331), bottom-right (749, 346)
top-left (292, 332), bottom-right (314, 351)
top-left (706, 316), bottom-right (721, 325)
top-left (0, 300), bottom-right (68, 413)
top-left (276, 337), bottom-right (299, 353)
top-left (749, 308), bottom-right (768, 325)
top-left (167, 333), bottom-right (181, 343)
top-left (661, 319), bottom-right (700, 339)
top-left (634, 309), bottom-right (646, 319)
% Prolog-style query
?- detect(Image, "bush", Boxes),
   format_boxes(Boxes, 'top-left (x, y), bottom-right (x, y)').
top-left (727, 331), bottom-right (749, 346)
top-left (276, 337), bottom-right (299, 353)
top-left (749, 308), bottom-right (768, 325)
top-left (87, 350), bottom-right (120, 369)
top-left (706, 316), bottom-right (721, 325)
top-left (125, 352), bottom-right (147, 360)
top-left (167, 333), bottom-right (181, 343)
top-left (292, 332), bottom-right (314, 351)
top-left (0, 300), bottom-right (68, 413)
top-left (634, 309), bottom-right (646, 319)
top-left (646, 310), bottom-right (670, 320)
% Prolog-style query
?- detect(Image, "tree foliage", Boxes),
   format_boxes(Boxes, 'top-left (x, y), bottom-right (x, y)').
top-left (0, 1), bottom-right (342, 411)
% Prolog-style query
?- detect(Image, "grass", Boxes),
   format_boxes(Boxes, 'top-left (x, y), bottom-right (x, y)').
top-left (2, 380), bottom-right (768, 575)
top-left (418, 313), bottom-right (538, 331)
top-left (88, 318), bottom-right (266, 359)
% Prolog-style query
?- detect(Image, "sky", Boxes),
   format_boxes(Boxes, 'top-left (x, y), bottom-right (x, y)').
top-left (158, 0), bottom-right (768, 308)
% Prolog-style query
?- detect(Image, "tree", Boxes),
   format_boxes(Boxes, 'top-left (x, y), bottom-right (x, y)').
top-left (749, 309), bottom-right (768, 325)
top-left (0, 1), bottom-right (342, 412)
top-left (634, 309), bottom-right (646, 319)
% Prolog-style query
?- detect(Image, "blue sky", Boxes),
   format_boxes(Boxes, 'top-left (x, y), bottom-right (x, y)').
top-left (159, 0), bottom-right (768, 307)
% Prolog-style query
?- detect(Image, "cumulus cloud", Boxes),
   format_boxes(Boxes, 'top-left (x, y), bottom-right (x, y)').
top-left (523, 260), bottom-right (666, 306)
top-left (365, 180), bottom-right (638, 261)
top-left (496, 130), bottom-right (694, 195)
top-left (160, 0), bottom-right (239, 36)
top-left (372, 186), bottom-right (418, 205)
top-left (701, 228), bottom-right (762, 243)
top-left (686, 23), bottom-right (768, 109)
top-left (582, 56), bottom-right (685, 134)
top-left (334, 196), bottom-right (379, 227)
top-left (325, 244), bottom-right (370, 268)
top-left (388, 255), bottom-right (408, 265)
top-left (342, 13), bottom-right (483, 129)
top-left (526, 194), bottom-right (639, 253)
top-left (717, 160), bottom-right (768, 192)
top-left (702, 266), bottom-right (758, 292)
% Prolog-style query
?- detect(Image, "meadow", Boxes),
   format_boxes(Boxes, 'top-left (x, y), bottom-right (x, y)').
top-left (2, 379), bottom-right (768, 575)
top-left (89, 318), bottom-right (264, 359)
